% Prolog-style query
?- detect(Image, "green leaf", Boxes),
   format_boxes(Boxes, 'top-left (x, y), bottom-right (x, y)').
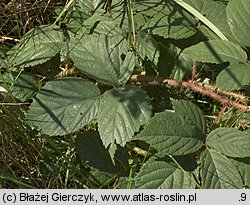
top-left (75, 131), bottom-right (129, 188)
top-left (216, 64), bottom-right (250, 91)
top-left (207, 127), bottom-right (250, 158)
top-left (183, 40), bottom-right (247, 64)
top-left (171, 99), bottom-right (207, 134)
top-left (56, 0), bottom-right (105, 33)
top-left (136, 32), bottom-right (159, 67)
top-left (173, 0), bottom-right (228, 40)
top-left (25, 77), bottom-right (100, 136)
top-left (110, 0), bottom-right (129, 30)
top-left (0, 45), bottom-right (9, 68)
top-left (137, 100), bottom-right (205, 155)
top-left (231, 158), bottom-right (250, 187)
top-left (75, 131), bottom-right (117, 173)
top-left (135, 0), bottom-right (196, 39)
top-left (185, 0), bottom-right (235, 41)
top-left (83, 14), bottom-right (125, 36)
top-left (135, 155), bottom-right (196, 188)
top-left (227, 0), bottom-right (250, 47)
top-left (99, 85), bottom-right (152, 147)
top-left (88, 168), bottom-right (116, 188)
top-left (170, 50), bottom-right (193, 81)
top-left (158, 44), bottom-right (192, 80)
top-left (0, 45), bottom-right (9, 57)
top-left (1, 71), bottom-right (39, 101)
top-left (201, 149), bottom-right (243, 188)
top-left (8, 25), bottom-right (64, 68)
top-left (80, 0), bottom-right (104, 11)
top-left (69, 34), bottom-right (135, 85)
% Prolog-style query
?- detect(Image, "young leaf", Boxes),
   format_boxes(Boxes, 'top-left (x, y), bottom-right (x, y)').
top-left (137, 100), bottom-right (205, 155)
top-left (207, 127), bottom-right (250, 158)
top-left (8, 25), bottom-right (64, 68)
top-left (183, 40), bottom-right (247, 64)
top-left (201, 149), bottom-right (243, 188)
top-left (226, 0), bottom-right (250, 47)
top-left (25, 77), bottom-right (100, 136)
top-left (99, 85), bottom-right (152, 147)
top-left (69, 34), bottom-right (135, 85)
top-left (135, 155), bottom-right (196, 188)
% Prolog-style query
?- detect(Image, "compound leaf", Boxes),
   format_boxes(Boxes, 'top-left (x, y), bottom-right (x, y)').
top-left (185, 0), bottom-right (235, 41)
top-left (231, 158), bottom-right (250, 187)
top-left (171, 99), bottom-right (207, 134)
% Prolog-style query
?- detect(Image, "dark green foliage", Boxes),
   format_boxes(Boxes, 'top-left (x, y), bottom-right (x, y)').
top-left (1, 0), bottom-right (250, 188)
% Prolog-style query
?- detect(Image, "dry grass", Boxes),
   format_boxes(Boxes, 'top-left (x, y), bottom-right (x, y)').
top-left (0, 0), bottom-right (65, 44)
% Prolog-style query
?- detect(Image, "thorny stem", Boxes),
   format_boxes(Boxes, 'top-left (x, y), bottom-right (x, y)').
top-left (131, 75), bottom-right (250, 113)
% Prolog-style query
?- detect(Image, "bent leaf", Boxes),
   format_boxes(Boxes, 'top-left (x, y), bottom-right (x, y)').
top-left (25, 77), bottom-right (100, 136)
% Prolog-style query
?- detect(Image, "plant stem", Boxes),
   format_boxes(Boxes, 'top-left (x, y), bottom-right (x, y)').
top-left (127, 0), bottom-right (136, 46)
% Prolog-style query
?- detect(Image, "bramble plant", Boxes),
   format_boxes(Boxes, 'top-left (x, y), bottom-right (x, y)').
top-left (1, 0), bottom-right (250, 188)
